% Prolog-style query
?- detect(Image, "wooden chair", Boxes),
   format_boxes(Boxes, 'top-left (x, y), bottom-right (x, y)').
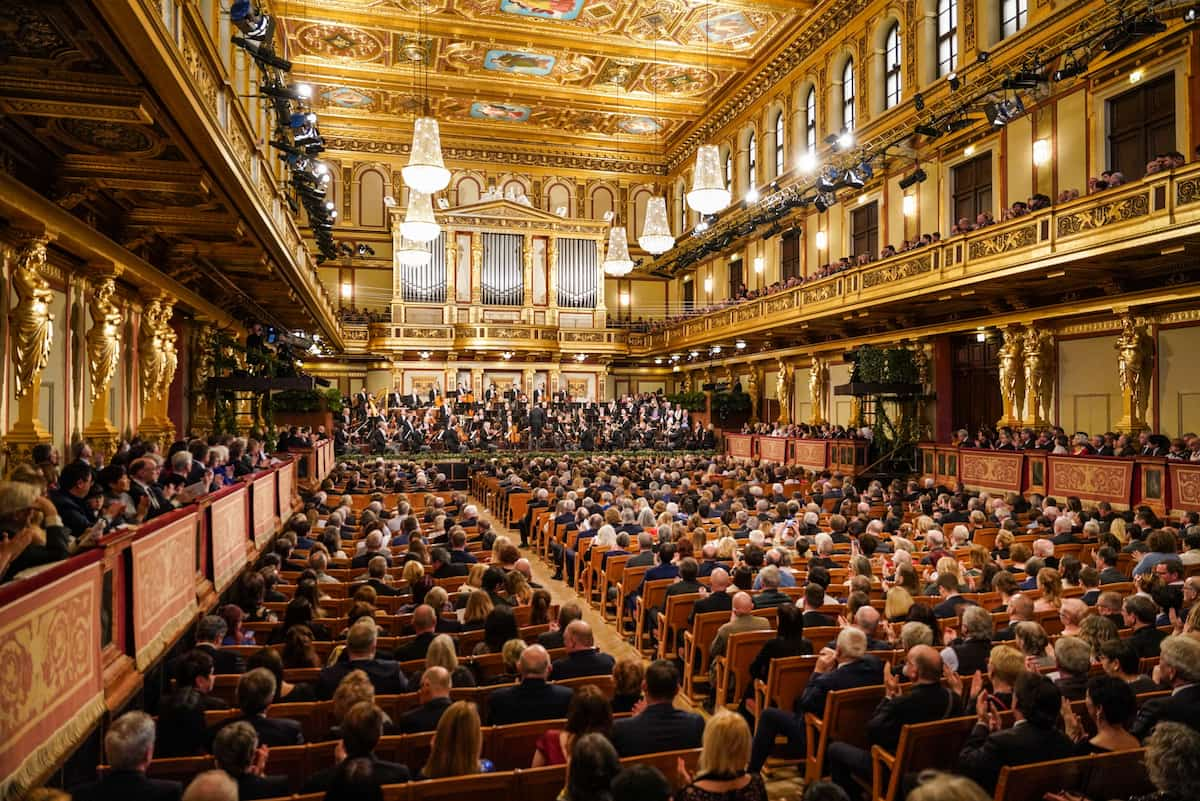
top-left (803, 684), bottom-right (887, 782)
top-left (615, 564), bottom-right (649, 635)
top-left (656, 592), bottom-right (702, 660)
top-left (1082, 749), bottom-right (1149, 801)
top-left (713, 629), bottom-right (775, 708)
top-left (515, 764), bottom-right (568, 801)
top-left (406, 770), bottom-right (516, 801)
top-left (582, 545), bottom-right (611, 604)
top-left (143, 755), bottom-right (216, 783)
top-left (600, 554), bottom-right (632, 621)
top-left (993, 753), bottom-right (1091, 801)
top-left (752, 656), bottom-right (819, 730)
top-left (267, 743), bottom-right (311, 792)
top-left (682, 611), bottom-right (732, 700)
top-left (634, 578), bottom-right (676, 652)
top-left (485, 719), bottom-right (565, 771)
top-left (869, 716), bottom-right (977, 801)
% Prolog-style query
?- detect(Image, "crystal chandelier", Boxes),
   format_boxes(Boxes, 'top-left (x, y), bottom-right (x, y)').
top-left (638, 195), bottom-right (674, 254)
top-left (403, 117), bottom-right (450, 194)
top-left (686, 144), bottom-right (730, 215)
top-left (401, 190), bottom-right (440, 243)
top-left (603, 226), bottom-right (634, 276)
top-left (397, 236), bottom-right (431, 267)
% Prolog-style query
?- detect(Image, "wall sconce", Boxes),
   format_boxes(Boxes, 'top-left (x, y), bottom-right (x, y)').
top-left (753, 256), bottom-right (764, 273)
top-left (703, 276), bottom-right (713, 293)
top-left (619, 291), bottom-right (631, 306)
top-left (815, 230), bottom-right (828, 250)
top-left (340, 282), bottom-right (352, 298)
top-left (1033, 138), bottom-right (1052, 166)
top-left (902, 195), bottom-right (917, 217)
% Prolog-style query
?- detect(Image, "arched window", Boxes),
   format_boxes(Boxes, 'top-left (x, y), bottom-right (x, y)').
top-left (841, 59), bottom-right (856, 131)
top-left (774, 111), bottom-right (785, 176)
top-left (937, 0), bottom-right (958, 77)
top-left (747, 131), bottom-right (757, 189)
top-left (884, 23), bottom-right (902, 109)
top-left (1001, 0), bottom-right (1027, 38)
top-left (804, 87), bottom-right (817, 153)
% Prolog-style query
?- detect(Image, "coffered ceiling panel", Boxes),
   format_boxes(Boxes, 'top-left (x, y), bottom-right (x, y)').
top-left (278, 0), bottom-right (810, 153)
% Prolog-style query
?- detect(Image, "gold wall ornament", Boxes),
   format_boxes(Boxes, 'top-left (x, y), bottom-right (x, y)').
top-left (1022, 327), bottom-right (1055, 428)
top-left (747, 367), bottom-right (760, 423)
top-left (809, 357), bottom-right (829, 426)
top-left (9, 236), bottom-right (55, 401)
top-left (1114, 315), bottom-right (1153, 433)
top-left (997, 326), bottom-right (1026, 428)
top-left (86, 276), bottom-right (123, 403)
top-left (137, 295), bottom-right (178, 447)
top-left (776, 360), bottom-right (793, 425)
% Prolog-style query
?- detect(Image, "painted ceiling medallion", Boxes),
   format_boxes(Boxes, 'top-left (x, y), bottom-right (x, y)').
top-left (484, 49), bottom-right (557, 75)
top-left (321, 86), bottom-right (375, 109)
top-left (294, 23), bottom-right (386, 62)
top-left (499, 0), bottom-right (586, 21)
top-left (619, 116), bottom-right (661, 134)
top-left (469, 101), bottom-right (531, 122)
top-left (698, 10), bottom-right (757, 43)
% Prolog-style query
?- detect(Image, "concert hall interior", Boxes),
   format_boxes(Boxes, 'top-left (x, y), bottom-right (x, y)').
top-left (4, 0), bottom-right (1200, 800)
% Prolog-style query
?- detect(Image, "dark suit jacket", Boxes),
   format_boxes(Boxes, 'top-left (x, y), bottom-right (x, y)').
top-left (690, 590), bottom-right (733, 623)
top-left (1128, 626), bottom-right (1167, 659)
top-left (867, 682), bottom-right (957, 751)
top-left (364, 577), bottom-right (403, 597)
top-left (303, 755), bottom-right (411, 793)
top-left (1099, 567), bottom-right (1129, 584)
top-left (799, 656), bottom-right (884, 716)
top-left (958, 721), bottom-right (1077, 792)
top-left (72, 771), bottom-right (182, 801)
top-left (432, 561), bottom-right (470, 579)
top-left (627, 551), bottom-right (656, 568)
top-left (753, 588), bottom-right (791, 609)
top-left (551, 649), bottom-right (616, 681)
top-left (195, 643), bottom-right (245, 675)
top-left (394, 631), bottom-right (436, 663)
top-left (236, 772), bottom-right (291, 801)
top-left (395, 697), bottom-right (453, 734)
top-left (48, 488), bottom-right (96, 536)
top-left (538, 630), bottom-right (565, 650)
top-left (210, 714), bottom-right (304, 748)
top-left (933, 595), bottom-right (976, 619)
top-left (664, 579), bottom-right (703, 601)
top-left (488, 678), bottom-right (573, 725)
top-left (803, 611), bottom-right (836, 628)
top-left (317, 658), bottom-right (408, 699)
top-left (1131, 685), bottom-right (1200, 739)
top-left (351, 551), bottom-right (392, 570)
top-left (450, 549), bottom-right (479, 564)
top-left (609, 702), bottom-right (705, 757)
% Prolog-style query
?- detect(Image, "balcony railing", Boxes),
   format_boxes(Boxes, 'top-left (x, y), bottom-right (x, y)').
top-left (340, 323), bottom-right (629, 354)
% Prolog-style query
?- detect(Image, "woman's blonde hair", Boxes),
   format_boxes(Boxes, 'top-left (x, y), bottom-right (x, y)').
top-left (425, 633), bottom-right (459, 672)
top-left (331, 669), bottom-right (375, 723)
top-left (935, 556), bottom-right (960, 579)
top-left (501, 638), bottom-right (526, 672)
top-left (987, 644), bottom-right (1026, 685)
top-left (1037, 568), bottom-right (1063, 607)
top-left (995, 530), bottom-right (1015, 550)
top-left (402, 560), bottom-right (424, 584)
top-left (505, 570), bottom-right (532, 605)
top-left (697, 710), bottom-right (751, 777)
top-left (463, 590), bottom-right (494, 625)
top-left (884, 586), bottom-right (914, 620)
top-left (423, 701), bottom-right (482, 778)
top-left (907, 771), bottom-right (991, 801)
top-left (465, 562), bottom-right (488, 589)
top-left (1109, 517), bottom-right (1128, 544)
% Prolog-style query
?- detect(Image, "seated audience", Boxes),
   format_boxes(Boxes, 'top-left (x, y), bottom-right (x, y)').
top-left (73, 711), bottom-right (182, 801)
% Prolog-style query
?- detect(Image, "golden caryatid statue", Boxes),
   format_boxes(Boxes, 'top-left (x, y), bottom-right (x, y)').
top-left (747, 367), bottom-right (760, 423)
top-left (86, 277), bottom-right (123, 403)
top-left (1022, 327), bottom-right (1055, 427)
top-left (1115, 315), bottom-right (1153, 432)
top-left (776, 360), bottom-right (793, 425)
top-left (9, 238), bottom-right (55, 400)
top-left (997, 327), bottom-right (1026, 427)
top-left (139, 298), bottom-right (179, 402)
top-left (809, 357), bottom-right (829, 425)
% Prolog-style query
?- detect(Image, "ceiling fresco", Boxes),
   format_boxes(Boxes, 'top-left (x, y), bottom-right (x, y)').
top-left (278, 0), bottom-right (808, 152)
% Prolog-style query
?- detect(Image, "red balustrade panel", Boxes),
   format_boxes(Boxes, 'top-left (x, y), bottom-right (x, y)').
top-left (251, 470), bottom-right (278, 549)
top-left (131, 509), bottom-right (199, 670)
top-left (0, 555), bottom-right (105, 800)
top-left (1047, 455), bottom-right (1135, 508)
top-left (958, 450), bottom-right (1025, 494)
top-left (277, 458), bottom-right (296, 523)
top-left (726, 434), bottom-right (754, 459)
top-left (209, 485), bottom-right (249, 594)
top-left (758, 437), bottom-right (788, 463)
top-left (1169, 462), bottom-right (1200, 516)
top-left (793, 440), bottom-right (829, 472)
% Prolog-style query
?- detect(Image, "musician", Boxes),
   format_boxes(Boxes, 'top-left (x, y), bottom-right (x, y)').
top-left (442, 424), bottom-right (462, 454)
top-left (485, 383), bottom-right (496, 403)
top-left (353, 388), bottom-right (370, 418)
top-left (533, 383), bottom-right (545, 404)
top-left (368, 421), bottom-right (389, 454)
top-left (386, 387), bottom-right (402, 410)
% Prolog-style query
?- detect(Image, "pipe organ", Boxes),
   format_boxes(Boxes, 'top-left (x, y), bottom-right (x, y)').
top-left (481, 232), bottom-right (524, 306)
top-left (556, 237), bottom-right (598, 309)
top-left (399, 232), bottom-right (447, 304)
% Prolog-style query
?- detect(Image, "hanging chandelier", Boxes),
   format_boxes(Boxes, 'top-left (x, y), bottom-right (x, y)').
top-left (397, 236), bottom-right (431, 267)
top-left (403, 117), bottom-right (450, 194)
top-left (603, 225), bottom-right (634, 276)
top-left (686, 3), bottom-right (729, 217)
top-left (639, 196), bottom-right (674, 254)
top-left (401, 190), bottom-right (440, 243)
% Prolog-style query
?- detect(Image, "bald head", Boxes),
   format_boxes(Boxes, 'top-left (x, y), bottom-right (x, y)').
top-left (564, 619), bottom-right (595, 651)
top-left (709, 567), bottom-right (730, 592)
top-left (854, 605), bottom-right (881, 634)
top-left (420, 666), bottom-right (451, 697)
top-left (732, 591), bottom-right (754, 616)
top-left (183, 770), bottom-right (238, 801)
top-left (518, 644), bottom-right (550, 679)
top-left (908, 645), bottom-right (943, 682)
top-left (412, 604), bottom-right (436, 634)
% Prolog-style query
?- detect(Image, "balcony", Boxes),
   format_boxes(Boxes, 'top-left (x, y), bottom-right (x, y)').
top-left (340, 323), bottom-right (628, 356)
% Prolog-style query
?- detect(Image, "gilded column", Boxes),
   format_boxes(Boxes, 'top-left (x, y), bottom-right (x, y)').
top-left (747, 365), bottom-right (760, 423)
top-left (522, 367), bottom-right (535, 399)
top-left (996, 326), bottom-right (1026, 428)
top-left (1114, 314), bottom-right (1153, 433)
top-left (83, 264), bottom-right (125, 459)
top-left (776, 359), bottom-right (793, 425)
top-left (594, 236), bottom-right (607, 327)
top-left (137, 291), bottom-right (178, 448)
top-left (470, 231), bottom-right (483, 315)
top-left (1022, 327), bottom-right (1055, 428)
top-left (549, 366), bottom-right (561, 398)
top-left (443, 232), bottom-right (457, 325)
top-left (522, 233), bottom-right (534, 324)
top-left (547, 237), bottom-right (559, 326)
top-left (444, 355), bottom-right (458, 399)
top-left (808, 356), bottom-right (829, 426)
top-left (470, 367), bottom-right (483, 399)
top-left (3, 235), bottom-right (55, 468)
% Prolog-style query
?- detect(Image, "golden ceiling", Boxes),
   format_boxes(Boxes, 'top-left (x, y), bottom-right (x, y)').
top-left (279, 0), bottom-right (811, 154)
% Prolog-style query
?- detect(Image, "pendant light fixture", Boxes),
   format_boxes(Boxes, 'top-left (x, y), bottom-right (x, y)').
top-left (397, 236), bottom-right (431, 267)
top-left (401, 190), bottom-right (440, 242)
top-left (686, 3), bottom-right (730, 216)
top-left (603, 225), bottom-right (634, 276)
top-left (639, 32), bottom-right (675, 255)
top-left (401, 5), bottom-right (449, 194)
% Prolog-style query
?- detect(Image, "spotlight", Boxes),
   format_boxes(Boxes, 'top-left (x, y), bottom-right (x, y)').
top-left (985, 96), bottom-right (1025, 127)
top-left (816, 167), bottom-right (838, 192)
top-left (745, 187), bottom-right (760, 203)
top-left (231, 36), bottom-right (292, 70)
top-left (977, 51), bottom-right (990, 63)
top-left (945, 116), bottom-right (975, 133)
top-left (769, 180), bottom-right (780, 191)
top-left (858, 160), bottom-right (874, 180)
top-left (837, 130), bottom-right (854, 149)
top-left (915, 123), bottom-right (942, 139)
top-left (735, 340), bottom-right (746, 350)
top-left (898, 168), bottom-right (927, 190)
top-left (230, 1), bottom-right (275, 41)
top-left (1002, 71), bottom-right (1049, 89)
top-left (260, 81), bottom-right (312, 102)
top-left (913, 92), bottom-right (925, 111)
top-left (356, 243), bottom-right (376, 256)
top-left (947, 72), bottom-right (960, 91)
top-left (798, 151), bottom-right (818, 173)
top-left (1186, 6), bottom-right (1200, 22)
top-left (844, 170), bottom-right (865, 190)
top-left (1053, 59), bottom-right (1087, 81)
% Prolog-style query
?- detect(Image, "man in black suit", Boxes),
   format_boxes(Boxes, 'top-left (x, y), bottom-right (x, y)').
top-left (752, 565), bottom-right (791, 609)
top-left (802, 583), bottom-right (836, 627)
top-left (72, 711), bottom-right (182, 801)
top-left (304, 702), bottom-right (411, 791)
top-left (1124, 595), bottom-right (1167, 658)
top-left (128, 457), bottom-right (175, 520)
top-left (393, 605), bottom-right (438, 663)
top-left (932, 572), bottom-right (976, 619)
top-left (529, 403), bottom-right (546, 448)
top-left (212, 720), bottom-right (291, 800)
top-left (449, 529), bottom-right (478, 564)
top-left (192, 615), bottom-right (246, 675)
top-left (429, 547), bottom-right (469, 580)
top-left (172, 650), bottom-right (227, 710)
top-left (626, 532), bottom-right (657, 568)
top-left (210, 669), bottom-right (304, 749)
top-left (361, 556), bottom-right (403, 597)
top-left (49, 460), bottom-right (101, 537)
top-left (551, 621), bottom-right (616, 680)
top-left (958, 672), bottom-right (1077, 793)
top-left (350, 531), bottom-right (392, 570)
top-left (610, 660), bottom-right (705, 757)
top-left (1131, 635), bottom-right (1200, 738)
top-left (488, 644), bottom-right (573, 725)
top-left (689, 567), bottom-right (733, 624)
top-left (828, 646), bottom-right (956, 799)
top-left (749, 628), bottom-right (884, 773)
top-left (517, 488), bottom-right (549, 547)
top-left (395, 667), bottom-right (454, 734)
top-left (538, 603), bottom-right (583, 650)
top-left (317, 620), bottom-right (409, 699)
top-left (1095, 546), bottom-right (1129, 584)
